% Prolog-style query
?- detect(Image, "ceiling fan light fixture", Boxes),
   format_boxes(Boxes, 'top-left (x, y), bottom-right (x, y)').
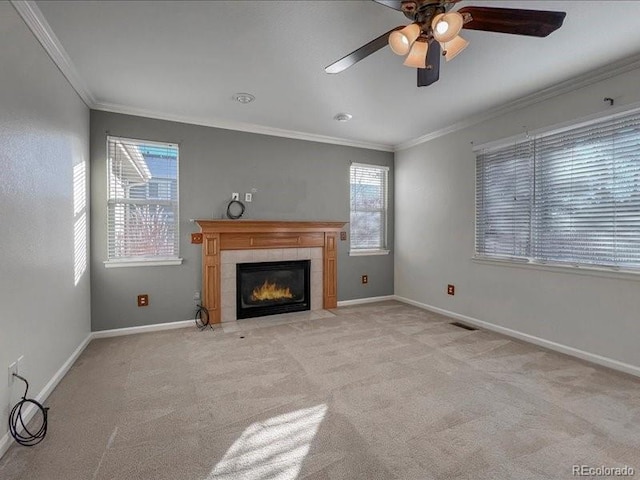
top-left (443, 35), bottom-right (469, 62)
top-left (432, 12), bottom-right (463, 43)
top-left (403, 39), bottom-right (428, 69)
top-left (432, 14), bottom-right (447, 35)
top-left (389, 23), bottom-right (421, 55)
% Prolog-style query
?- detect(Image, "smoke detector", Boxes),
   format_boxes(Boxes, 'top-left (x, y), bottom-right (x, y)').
top-left (232, 93), bottom-right (255, 104)
top-left (333, 113), bottom-right (353, 122)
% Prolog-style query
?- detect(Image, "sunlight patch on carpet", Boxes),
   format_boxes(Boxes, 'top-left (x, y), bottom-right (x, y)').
top-left (206, 404), bottom-right (328, 480)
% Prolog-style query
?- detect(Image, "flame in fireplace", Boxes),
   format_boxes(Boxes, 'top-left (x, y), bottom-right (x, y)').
top-left (250, 279), bottom-right (294, 302)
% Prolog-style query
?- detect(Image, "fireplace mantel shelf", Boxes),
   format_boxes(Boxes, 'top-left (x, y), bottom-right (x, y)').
top-left (196, 220), bottom-right (346, 323)
top-left (195, 220), bottom-right (346, 233)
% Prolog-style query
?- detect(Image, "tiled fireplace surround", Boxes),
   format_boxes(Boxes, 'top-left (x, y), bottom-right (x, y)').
top-left (195, 221), bottom-right (346, 324)
top-left (221, 248), bottom-right (323, 322)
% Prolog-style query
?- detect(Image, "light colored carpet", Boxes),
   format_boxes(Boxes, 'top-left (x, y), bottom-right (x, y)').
top-left (1, 301), bottom-right (639, 479)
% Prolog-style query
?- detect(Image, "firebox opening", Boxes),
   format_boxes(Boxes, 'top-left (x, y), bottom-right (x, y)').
top-left (236, 260), bottom-right (311, 319)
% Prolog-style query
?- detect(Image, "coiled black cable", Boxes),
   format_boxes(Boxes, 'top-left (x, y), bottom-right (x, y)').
top-left (195, 304), bottom-right (212, 330)
top-left (9, 374), bottom-right (48, 447)
top-left (226, 199), bottom-right (246, 219)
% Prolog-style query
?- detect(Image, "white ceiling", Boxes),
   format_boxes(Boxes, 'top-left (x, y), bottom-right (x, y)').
top-left (32, 0), bottom-right (640, 150)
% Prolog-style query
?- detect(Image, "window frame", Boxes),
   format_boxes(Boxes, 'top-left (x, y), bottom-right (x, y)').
top-left (474, 104), bottom-right (640, 278)
top-left (349, 162), bottom-right (390, 256)
top-left (104, 135), bottom-right (182, 268)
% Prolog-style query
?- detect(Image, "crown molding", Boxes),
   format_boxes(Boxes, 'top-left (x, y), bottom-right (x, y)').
top-left (12, 0), bottom-right (96, 106)
top-left (92, 101), bottom-right (394, 152)
top-left (10, 1), bottom-right (393, 153)
top-left (20, 0), bottom-right (640, 155)
top-left (394, 53), bottom-right (640, 152)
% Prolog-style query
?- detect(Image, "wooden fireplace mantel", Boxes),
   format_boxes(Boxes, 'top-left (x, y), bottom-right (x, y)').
top-left (196, 220), bottom-right (346, 323)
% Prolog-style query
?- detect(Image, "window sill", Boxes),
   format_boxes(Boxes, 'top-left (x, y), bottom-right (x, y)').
top-left (104, 258), bottom-right (183, 268)
top-left (349, 249), bottom-right (390, 257)
top-left (472, 256), bottom-right (640, 282)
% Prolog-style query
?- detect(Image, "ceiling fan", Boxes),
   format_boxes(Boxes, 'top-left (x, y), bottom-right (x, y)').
top-left (325, 0), bottom-right (566, 87)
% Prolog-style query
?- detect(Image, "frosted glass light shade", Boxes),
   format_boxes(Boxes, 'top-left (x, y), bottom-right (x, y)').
top-left (389, 23), bottom-right (421, 55)
top-left (403, 40), bottom-right (428, 68)
top-left (432, 12), bottom-right (463, 43)
top-left (444, 35), bottom-right (469, 61)
top-left (431, 14), bottom-right (446, 35)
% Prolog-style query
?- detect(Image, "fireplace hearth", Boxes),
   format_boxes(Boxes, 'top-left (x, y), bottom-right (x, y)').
top-left (236, 260), bottom-right (311, 319)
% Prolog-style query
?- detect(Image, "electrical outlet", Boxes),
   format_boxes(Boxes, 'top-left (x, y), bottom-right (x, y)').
top-left (193, 291), bottom-right (201, 303)
top-left (340, 231), bottom-right (347, 241)
top-left (447, 284), bottom-right (455, 295)
top-left (8, 356), bottom-right (23, 385)
top-left (137, 294), bottom-right (149, 307)
top-left (244, 193), bottom-right (252, 202)
top-left (231, 193), bottom-right (239, 201)
top-left (191, 233), bottom-right (203, 244)
top-left (361, 275), bottom-right (368, 284)
top-left (8, 361), bottom-right (17, 385)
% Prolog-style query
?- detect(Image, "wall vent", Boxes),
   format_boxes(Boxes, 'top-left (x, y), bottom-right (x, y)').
top-left (450, 322), bottom-right (478, 331)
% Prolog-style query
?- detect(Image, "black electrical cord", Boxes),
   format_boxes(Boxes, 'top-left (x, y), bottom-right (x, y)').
top-left (226, 199), bottom-right (246, 219)
top-left (195, 304), bottom-right (212, 330)
top-left (9, 374), bottom-right (49, 447)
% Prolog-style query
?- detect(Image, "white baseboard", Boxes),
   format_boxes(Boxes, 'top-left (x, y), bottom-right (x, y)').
top-left (1, 332), bottom-right (92, 459)
top-left (393, 295), bottom-right (640, 378)
top-left (0, 432), bottom-right (10, 462)
top-left (337, 295), bottom-right (396, 307)
top-left (91, 319), bottom-right (195, 339)
top-left (36, 332), bottom-right (93, 403)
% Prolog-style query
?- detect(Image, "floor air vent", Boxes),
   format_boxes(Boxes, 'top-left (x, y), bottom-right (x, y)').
top-left (450, 322), bottom-right (478, 331)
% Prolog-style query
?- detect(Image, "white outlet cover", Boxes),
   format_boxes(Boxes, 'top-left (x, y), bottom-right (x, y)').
top-left (8, 362), bottom-right (17, 384)
top-left (231, 193), bottom-right (239, 200)
top-left (245, 193), bottom-right (252, 202)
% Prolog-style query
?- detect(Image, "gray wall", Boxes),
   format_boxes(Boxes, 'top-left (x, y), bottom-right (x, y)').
top-left (0, 1), bottom-right (91, 448)
top-left (395, 66), bottom-right (640, 370)
top-left (90, 111), bottom-right (394, 331)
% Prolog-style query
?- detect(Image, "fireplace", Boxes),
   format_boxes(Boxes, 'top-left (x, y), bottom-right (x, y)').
top-left (195, 220), bottom-right (345, 323)
top-left (236, 260), bottom-right (311, 319)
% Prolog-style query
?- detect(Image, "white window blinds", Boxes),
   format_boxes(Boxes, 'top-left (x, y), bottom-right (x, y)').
top-left (476, 140), bottom-right (533, 259)
top-left (350, 163), bottom-right (389, 252)
top-left (107, 136), bottom-right (179, 261)
top-left (533, 114), bottom-right (640, 267)
top-left (476, 109), bottom-right (640, 271)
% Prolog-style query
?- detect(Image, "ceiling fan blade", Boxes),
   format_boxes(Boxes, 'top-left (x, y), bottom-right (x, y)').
top-left (372, 0), bottom-right (404, 11)
top-left (325, 26), bottom-right (403, 74)
top-left (417, 41), bottom-right (440, 87)
top-left (459, 6), bottom-right (566, 37)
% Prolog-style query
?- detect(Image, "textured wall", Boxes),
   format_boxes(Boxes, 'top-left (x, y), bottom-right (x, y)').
top-left (0, 1), bottom-right (91, 449)
top-left (395, 66), bottom-right (640, 369)
top-left (90, 111), bottom-right (394, 331)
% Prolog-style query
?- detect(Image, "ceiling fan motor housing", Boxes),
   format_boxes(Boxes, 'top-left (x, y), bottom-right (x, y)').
top-left (402, 0), bottom-right (452, 28)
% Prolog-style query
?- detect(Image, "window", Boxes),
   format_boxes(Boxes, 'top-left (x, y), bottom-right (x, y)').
top-left (107, 136), bottom-right (180, 266)
top-left (476, 109), bottom-right (640, 272)
top-left (73, 161), bottom-right (88, 284)
top-left (476, 140), bottom-right (533, 259)
top-left (350, 163), bottom-right (389, 255)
